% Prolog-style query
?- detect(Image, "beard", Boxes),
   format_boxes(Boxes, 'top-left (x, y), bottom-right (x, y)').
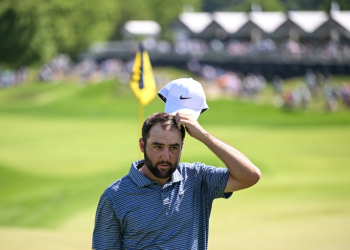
top-left (144, 149), bottom-right (179, 179)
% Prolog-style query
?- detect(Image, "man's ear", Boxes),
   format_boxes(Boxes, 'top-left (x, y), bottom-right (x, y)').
top-left (181, 141), bottom-right (185, 151)
top-left (139, 138), bottom-right (145, 153)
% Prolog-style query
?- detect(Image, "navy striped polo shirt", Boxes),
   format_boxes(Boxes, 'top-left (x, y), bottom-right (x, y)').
top-left (92, 160), bottom-right (232, 250)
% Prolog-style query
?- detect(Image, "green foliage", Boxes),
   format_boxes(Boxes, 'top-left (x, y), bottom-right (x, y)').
top-left (203, 0), bottom-right (285, 12)
top-left (0, 0), bottom-right (119, 67)
top-left (204, 0), bottom-right (349, 11)
top-left (0, 0), bottom-right (203, 66)
top-left (1, 0), bottom-right (350, 67)
top-left (111, 0), bottom-right (201, 39)
top-left (281, 0), bottom-right (350, 10)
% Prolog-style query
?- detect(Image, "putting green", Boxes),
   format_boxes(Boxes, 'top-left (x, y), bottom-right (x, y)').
top-left (0, 77), bottom-right (350, 249)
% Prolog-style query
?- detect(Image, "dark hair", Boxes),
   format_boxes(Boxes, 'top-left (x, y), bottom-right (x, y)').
top-left (142, 112), bottom-right (186, 145)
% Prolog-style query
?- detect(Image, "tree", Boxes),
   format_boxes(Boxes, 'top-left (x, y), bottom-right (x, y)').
top-left (111, 0), bottom-right (201, 40)
top-left (280, 0), bottom-right (350, 11)
top-left (202, 0), bottom-right (285, 12)
top-left (0, 0), bottom-right (119, 67)
top-left (0, 0), bottom-right (202, 67)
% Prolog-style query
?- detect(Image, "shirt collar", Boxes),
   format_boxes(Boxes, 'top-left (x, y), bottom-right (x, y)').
top-left (129, 160), bottom-right (183, 187)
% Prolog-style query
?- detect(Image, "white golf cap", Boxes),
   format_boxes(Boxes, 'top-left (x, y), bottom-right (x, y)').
top-left (158, 78), bottom-right (208, 120)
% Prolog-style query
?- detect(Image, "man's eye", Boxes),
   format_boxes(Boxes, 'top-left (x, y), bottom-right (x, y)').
top-left (155, 146), bottom-right (161, 149)
top-left (171, 147), bottom-right (178, 151)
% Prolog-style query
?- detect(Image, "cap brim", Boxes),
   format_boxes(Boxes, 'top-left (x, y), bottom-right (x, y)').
top-left (164, 100), bottom-right (201, 120)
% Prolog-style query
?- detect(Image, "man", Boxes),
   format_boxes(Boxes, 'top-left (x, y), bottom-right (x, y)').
top-left (92, 112), bottom-right (261, 250)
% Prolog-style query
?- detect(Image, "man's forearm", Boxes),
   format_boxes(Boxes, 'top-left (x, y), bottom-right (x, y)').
top-left (198, 130), bottom-right (261, 189)
top-left (174, 111), bottom-right (260, 191)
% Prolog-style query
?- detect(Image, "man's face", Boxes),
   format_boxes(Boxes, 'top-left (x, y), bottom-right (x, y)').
top-left (142, 123), bottom-right (183, 179)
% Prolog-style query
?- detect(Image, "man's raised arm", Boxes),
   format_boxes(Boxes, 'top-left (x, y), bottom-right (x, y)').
top-left (175, 111), bottom-right (261, 192)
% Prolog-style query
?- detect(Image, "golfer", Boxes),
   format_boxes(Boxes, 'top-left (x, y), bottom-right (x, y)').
top-left (92, 111), bottom-right (261, 250)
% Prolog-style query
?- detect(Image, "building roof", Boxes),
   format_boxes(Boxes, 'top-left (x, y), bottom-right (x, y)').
top-left (331, 11), bottom-right (350, 32)
top-left (124, 20), bottom-right (161, 36)
top-left (288, 11), bottom-right (328, 33)
top-left (178, 12), bottom-right (213, 33)
top-left (250, 12), bottom-right (287, 33)
top-left (212, 12), bottom-right (249, 34)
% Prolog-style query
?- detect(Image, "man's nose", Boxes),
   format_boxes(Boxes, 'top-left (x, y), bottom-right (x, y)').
top-left (161, 148), bottom-right (170, 161)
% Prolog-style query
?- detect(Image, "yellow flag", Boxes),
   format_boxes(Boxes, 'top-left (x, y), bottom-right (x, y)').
top-left (130, 44), bottom-right (157, 106)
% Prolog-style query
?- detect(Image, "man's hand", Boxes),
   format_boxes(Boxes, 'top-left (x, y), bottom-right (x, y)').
top-left (175, 111), bottom-right (207, 141)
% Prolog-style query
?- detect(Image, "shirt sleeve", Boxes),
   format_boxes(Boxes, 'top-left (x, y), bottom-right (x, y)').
top-left (197, 163), bottom-right (232, 201)
top-left (92, 194), bottom-right (122, 250)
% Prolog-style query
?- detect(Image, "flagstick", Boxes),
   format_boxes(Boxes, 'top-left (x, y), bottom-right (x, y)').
top-left (138, 100), bottom-right (144, 160)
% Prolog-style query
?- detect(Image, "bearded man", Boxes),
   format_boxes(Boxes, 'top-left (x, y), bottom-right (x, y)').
top-left (92, 112), bottom-right (261, 250)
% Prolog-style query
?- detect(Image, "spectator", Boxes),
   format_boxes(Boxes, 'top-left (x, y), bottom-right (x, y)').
top-left (341, 83), bottom-right (350, 109)
top-left (300, 84), bottom-right (311, 109)
top-left (273, 75), bottom-right (284, 95)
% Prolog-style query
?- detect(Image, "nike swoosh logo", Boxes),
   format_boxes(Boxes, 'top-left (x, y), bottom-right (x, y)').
top-left (179, 189), bottom-right (186, 195)
top-left (180, 95), bottom-right (192, 100)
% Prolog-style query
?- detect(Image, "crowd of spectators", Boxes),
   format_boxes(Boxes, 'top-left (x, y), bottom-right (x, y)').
top-left (186, 59), bottom-right (267, 101)
top-left (0, 66), bottom-right (29, 88)
top-left (142, 37), bottom-right (350, 61)
top-left (185, 59), bottom-right (350, 112)
top-left (186, 56), bottom-right (350, 111)
top-left (37, 54), bottom-right (132, 85)
top-left (1, 52), bottom-right (349, 112)
top-left (271, 69), bottom-right (350, 111)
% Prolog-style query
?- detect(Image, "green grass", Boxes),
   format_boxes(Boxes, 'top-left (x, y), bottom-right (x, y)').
top-left (0, 74), bottom-right (350, 249)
